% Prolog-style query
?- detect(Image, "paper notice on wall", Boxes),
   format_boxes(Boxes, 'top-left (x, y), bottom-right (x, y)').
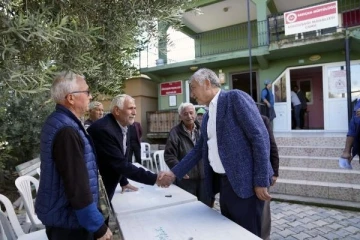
top-left (329, 70), bottom-right (347, 94)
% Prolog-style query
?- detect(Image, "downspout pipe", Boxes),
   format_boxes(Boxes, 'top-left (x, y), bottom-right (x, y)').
top-left (345, 30), bottom-right (352, 122)
top-left (247, 0), bottom-right (253, 98)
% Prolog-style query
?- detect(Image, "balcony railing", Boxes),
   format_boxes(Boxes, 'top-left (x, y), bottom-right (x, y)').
top-left (137, 20), bottom-right (268, 69)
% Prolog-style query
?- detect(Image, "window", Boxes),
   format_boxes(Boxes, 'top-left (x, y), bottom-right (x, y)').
top-left (274, 74), bottom-right (287, 103)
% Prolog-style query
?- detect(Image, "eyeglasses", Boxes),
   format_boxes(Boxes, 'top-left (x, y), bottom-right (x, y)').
top-left (69, 90), bottom-right (91, 96)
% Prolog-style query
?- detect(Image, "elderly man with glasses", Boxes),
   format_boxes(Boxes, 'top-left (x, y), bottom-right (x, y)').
top-left (35, 71), bottom-right (112, 240)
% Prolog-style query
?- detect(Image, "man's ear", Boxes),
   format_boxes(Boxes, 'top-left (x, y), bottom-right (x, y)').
top-left (65, 94), bottom-right (74, 105)
top-left (204, 79), bottom-right (211, 89)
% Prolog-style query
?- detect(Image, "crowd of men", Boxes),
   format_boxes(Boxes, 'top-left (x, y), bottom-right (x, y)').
top-left (35, 69), bottom-right (280, 240)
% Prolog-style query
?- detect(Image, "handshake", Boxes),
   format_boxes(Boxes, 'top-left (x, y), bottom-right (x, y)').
top-left (156, 171), bottom-right (176, 187)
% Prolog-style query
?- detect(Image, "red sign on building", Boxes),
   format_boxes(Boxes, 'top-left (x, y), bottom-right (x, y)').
top-left (160, 81), bottom-right (182, 96)
top-left (284, 1), bottom-right (338, 35)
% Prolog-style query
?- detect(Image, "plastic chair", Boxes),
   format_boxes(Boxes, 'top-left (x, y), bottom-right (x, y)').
top-left (140, 142), bottom-right (155, 171)
top-left (0, 194), bottom-right (46, 240)
top-left (15, 176), bottom-right (43, 230)
top-left (36, 167), bottom-right (40, 176)
top-left (154, 150), bottom-right (170, 171)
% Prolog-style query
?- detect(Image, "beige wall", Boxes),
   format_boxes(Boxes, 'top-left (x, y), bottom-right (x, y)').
top-left (124, 76), bottom-right (158, 140)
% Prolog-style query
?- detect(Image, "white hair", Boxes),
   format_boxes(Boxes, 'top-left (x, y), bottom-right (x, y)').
top-left (189, 68), bottom-right (221, 88)
top-left (178, 102), bottom-right (195, 115)
top-left (110, 94), bottom-right (134, 111)
top-left (50, 71), bottom-right (82, 103)
top-left (89, 101), bottom-right (103, 110)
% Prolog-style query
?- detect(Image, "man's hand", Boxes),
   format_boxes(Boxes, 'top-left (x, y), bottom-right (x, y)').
top-left (157, 171), bottom-right (176, 187)
top-left (254, 187), bottom-right (271, 201)
top-left (356, 108), bottom-right (360, 117)
top-left (271, 176), bottom-right (278, 186)
top-left (97, 227), bottom-right (112, 240)
top-left (121, 183), bottom-right (138, 193)
top-left (341, 151), bottom-right (353, 162)
top-left (183, 174), bottom-right (190, 179)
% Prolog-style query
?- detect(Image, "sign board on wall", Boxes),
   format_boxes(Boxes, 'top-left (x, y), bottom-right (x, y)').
top-left (160, 81), bottom-right (182, 96)
top-left (329, 70), bottom-right (346, 94)
top-left (284, 1), bottom-right (338, 35)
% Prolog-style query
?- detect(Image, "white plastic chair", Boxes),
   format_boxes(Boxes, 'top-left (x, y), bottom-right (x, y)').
top-left (141, 142), bottom-right (155, 171)
top-left (154, 150), bottom-right (170, 171)
top-left (0, 194), bottom-right (46, 240)
top-left (15, 176), bottom-right (43, 230)
top-left (36, 167), bottom-right (40, 176)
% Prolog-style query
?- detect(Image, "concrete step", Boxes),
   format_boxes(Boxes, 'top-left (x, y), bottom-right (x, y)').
top-left (275, 136), bottom-right (345, 147)
top-left (280, 156), bottom-right (360, 170)
top-left (271, 193), bottom-right (360, 211)
top-left (271, 178), bottom-right (360, 202)
top-left (278, 146), bottom-right (343, 157)
top-left (279, 166), bottom-right (360, 184)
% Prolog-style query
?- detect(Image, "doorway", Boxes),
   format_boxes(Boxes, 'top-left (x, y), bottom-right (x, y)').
top-left (290, 66), bottom-right (324, 129)
top-left (231, 72), bottom-right (258, 102)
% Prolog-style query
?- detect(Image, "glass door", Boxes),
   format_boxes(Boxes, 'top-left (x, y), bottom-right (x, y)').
top-left (323, 65), bottom-right (348, 131)
top-left (273, 69), bottom-right (291, 131)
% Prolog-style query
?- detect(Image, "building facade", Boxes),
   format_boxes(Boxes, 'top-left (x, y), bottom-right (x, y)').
top-left (134, 0), bottom-right (360, 139)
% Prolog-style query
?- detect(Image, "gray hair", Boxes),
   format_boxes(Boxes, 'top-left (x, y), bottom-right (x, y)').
top-left (51, 71), bottom-right (83, 103)
top-left (110, 94), bottom-right (134, 111)
top-left (189, 68), bottom-right (221, 88)
top-left (178, 102), bottom-right (196, 115)
top-left (89, 101), bottom-right (103, 110)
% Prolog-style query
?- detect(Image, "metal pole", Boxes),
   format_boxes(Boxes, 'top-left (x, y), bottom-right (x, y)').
top-left (247, 0), bottom-right (253, 98)
top-left (345, 32), bottom-right (352, 122)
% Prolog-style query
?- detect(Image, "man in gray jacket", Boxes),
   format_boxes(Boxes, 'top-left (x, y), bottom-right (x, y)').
top-left (164, 102), bottom-right (212, 206)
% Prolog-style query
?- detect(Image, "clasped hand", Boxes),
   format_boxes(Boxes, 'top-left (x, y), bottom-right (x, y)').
top-left (156, 171), bottom-right (176, 187)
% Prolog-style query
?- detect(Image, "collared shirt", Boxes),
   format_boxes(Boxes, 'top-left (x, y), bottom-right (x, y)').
top-left (291, 91), bottom-right (301, 106)
top-left (117, 122), bottom-right (128, 153)
top-left (181, 123), bottom-right (198, 145)
top-left (207, 90), bottom-right (226, 174)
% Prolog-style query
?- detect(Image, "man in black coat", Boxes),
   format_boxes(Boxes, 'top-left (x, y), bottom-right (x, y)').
top-left (128, 122), bottom-right (142, 164)
top-left (294, 86), bottom-right (308, 129)
top-left (88, 94), bottom-right (160, 201)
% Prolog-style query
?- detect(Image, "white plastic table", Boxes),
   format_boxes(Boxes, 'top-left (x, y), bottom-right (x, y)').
top-left (117, 201), bottom-right (261, 240)
top-left (111, 179), bottom-right (197, 215)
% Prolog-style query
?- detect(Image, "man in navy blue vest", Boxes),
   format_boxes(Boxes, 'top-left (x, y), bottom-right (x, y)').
top-left (159, 68), bottom-right (273, 237)
top-left (35, 71), bottom-right (112, 240)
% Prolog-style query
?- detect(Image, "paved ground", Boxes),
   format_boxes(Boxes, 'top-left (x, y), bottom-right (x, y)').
top-left (268, 201), bottom-right (360, 240)
top-left (16, 200), bottom-right (360, 240)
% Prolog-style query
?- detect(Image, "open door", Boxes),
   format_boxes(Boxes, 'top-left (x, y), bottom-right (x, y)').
top-left (273, 70), bottom-right (291, 131)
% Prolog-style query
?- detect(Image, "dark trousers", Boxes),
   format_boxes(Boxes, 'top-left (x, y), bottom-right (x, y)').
top-left (128, 142), bottom-right (141, 164)
top-left (46, 226), bottom-right (93, 240)
top-left (219, 176), bottom-right (264, 237)
top-left (176, 178), bottom-right (213, 207)
top-left (300, 108), bottom-right (307, 129)
top-left (261, 197), bottom-right (271, 240)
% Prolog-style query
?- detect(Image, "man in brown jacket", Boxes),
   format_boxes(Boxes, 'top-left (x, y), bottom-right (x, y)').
top-left (164, 102), bottom-right (212, 206)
